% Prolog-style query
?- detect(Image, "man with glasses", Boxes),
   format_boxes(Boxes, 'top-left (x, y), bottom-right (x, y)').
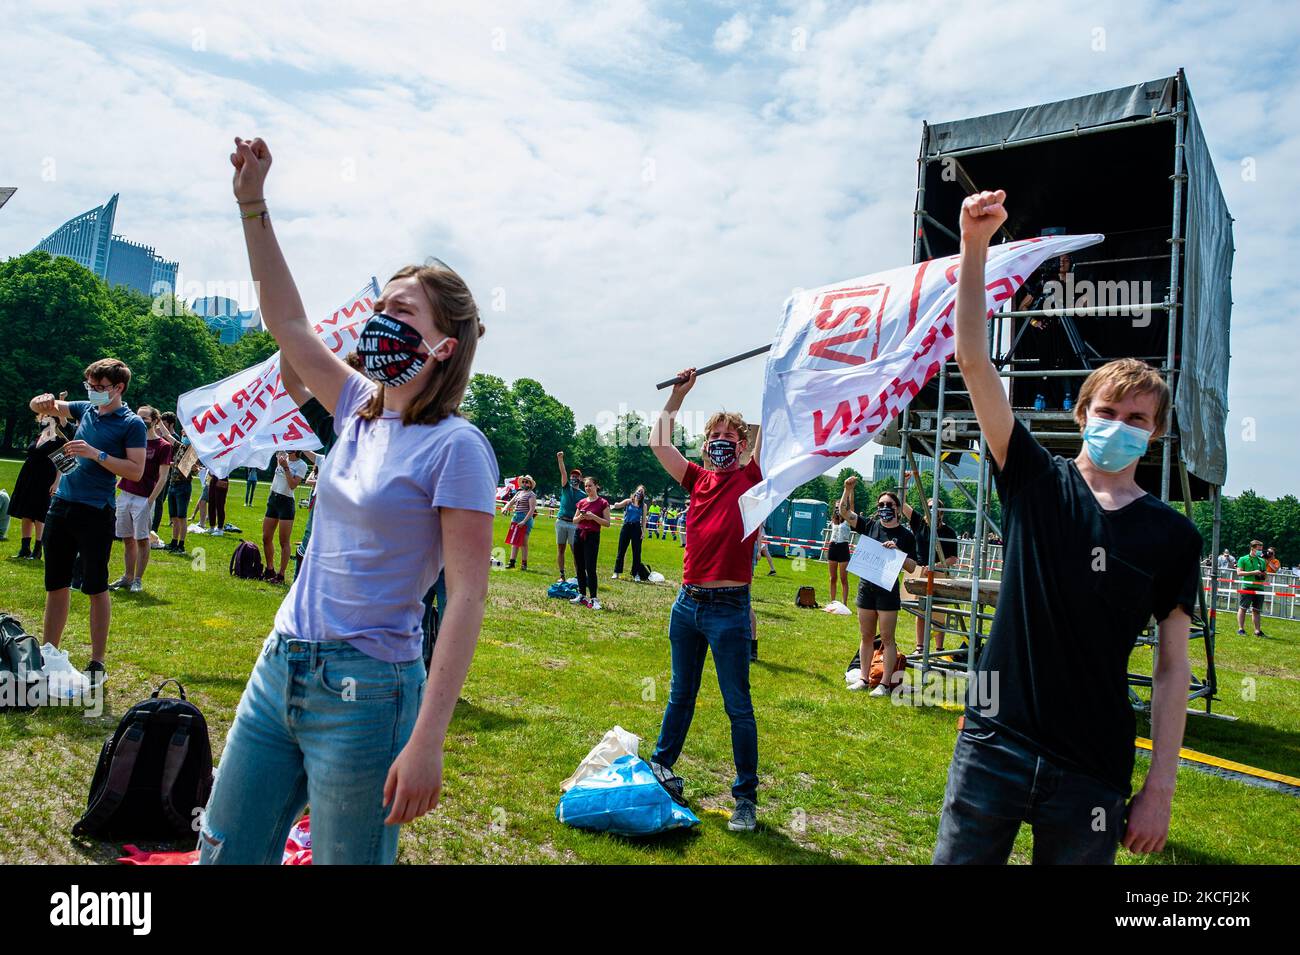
top-left (29, 359), bottom-right (146, 685)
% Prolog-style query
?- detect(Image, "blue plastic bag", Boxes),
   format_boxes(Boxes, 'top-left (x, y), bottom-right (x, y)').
top-left (548, 581), bottom-right (579, 600)
top-left (556, 755), bottom-right (699, 836)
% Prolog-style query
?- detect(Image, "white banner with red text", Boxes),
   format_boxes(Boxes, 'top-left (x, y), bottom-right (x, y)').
top-left (739, 235), bottom-right (1104, 536)
top-left (177, 279), bottom-right (381, 478)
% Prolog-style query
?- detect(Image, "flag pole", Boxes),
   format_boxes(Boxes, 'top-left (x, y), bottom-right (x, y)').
top-left (655, 344), bottom-right (771, 390)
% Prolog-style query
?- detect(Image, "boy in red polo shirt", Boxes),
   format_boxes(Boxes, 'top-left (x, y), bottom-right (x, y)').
top-left (648, 367), bottom-right (762, 832)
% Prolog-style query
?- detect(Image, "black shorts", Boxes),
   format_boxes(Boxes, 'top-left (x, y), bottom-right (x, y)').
top-left (265, 491), bottom-right (296, 521)
top-left (1239, 591), bottom-right (1265, 611)
top-left (856, 578), bottom-right (902, 612)
top-left (43, 498), bottom-right (115, 595)
top-left (828, 541), bottom-right (851, 563)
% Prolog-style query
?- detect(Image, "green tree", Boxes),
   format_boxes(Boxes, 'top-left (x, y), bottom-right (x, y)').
top-left (569, 424), bottom-right (616, 493)
top-left (463, 373), bottom-right (526, 478)
top-left (133, 310), bottom-right (226, 414)
top-left (0, 252), bottom-right (129, 450)
top-left (510, 378), bottom-right (575, 483)
top-left (221, 330), bottom-right (280, 377)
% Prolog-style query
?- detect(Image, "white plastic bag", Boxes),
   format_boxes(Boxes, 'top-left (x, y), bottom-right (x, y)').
top-left (40, 643), bottom-right (90, 700)
top-left (646, 571), bottom-right (666, 584)
top-left (824, 600), bottom-right (852, 615)
top-left (560, 725), bottom-right (641, 792)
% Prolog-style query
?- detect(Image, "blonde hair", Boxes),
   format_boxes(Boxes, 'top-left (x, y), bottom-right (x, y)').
top-left (359, 263), bottom-right (485, 426)
top-left (703, 411), bottom-right (749, 444)
top-left (1073, 358), bottom-right (1170, 435)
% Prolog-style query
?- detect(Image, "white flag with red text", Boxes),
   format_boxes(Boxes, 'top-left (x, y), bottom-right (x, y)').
top-left (738, 235), bottom-right (1103, 536)
top-left (177, 279), bottom-right (381, 478)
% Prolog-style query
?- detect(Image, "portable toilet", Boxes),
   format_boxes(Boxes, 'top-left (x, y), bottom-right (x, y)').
top-left (788, 499), bottom-right (830, 560)
top-left (763, 499), bottom-right (792, 558)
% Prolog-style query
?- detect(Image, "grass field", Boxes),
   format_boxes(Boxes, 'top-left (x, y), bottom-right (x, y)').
top-left (1, 457), bottom-right (1297, 864)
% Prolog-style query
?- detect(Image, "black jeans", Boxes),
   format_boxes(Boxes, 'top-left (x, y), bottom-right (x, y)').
top-left (933, 726), bottom-right (1129, 865)
top-left (573, 531), bottom-right (601, 598)
top-left (613, 520), bottom-right (645, 577)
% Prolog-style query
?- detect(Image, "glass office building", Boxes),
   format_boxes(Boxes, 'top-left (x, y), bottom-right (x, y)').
top-left (33, 193), bottom-right (178, 297)
top-left (190, 295), bottom-right (259, 344)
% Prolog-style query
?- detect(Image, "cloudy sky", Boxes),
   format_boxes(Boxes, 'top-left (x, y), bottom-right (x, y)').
top-left (3, 0), bottom-right (1296, 496)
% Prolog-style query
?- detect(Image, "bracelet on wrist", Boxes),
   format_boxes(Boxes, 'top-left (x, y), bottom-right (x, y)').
top-left (236, 197), bottom-right (266, 205)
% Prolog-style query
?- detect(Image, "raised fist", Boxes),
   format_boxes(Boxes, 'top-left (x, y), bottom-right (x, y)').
top-left (960, 189), bottom-right (1007, 246)
top-left (231, 137), bottom-right (273, 203)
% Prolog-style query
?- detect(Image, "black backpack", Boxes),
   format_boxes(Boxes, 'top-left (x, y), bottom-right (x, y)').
top-left (0, 613), bottom-right (44, 713)
top-left (229, 540), bottom-right (263, 580)
top-left (73, 679), bottom-right (214, 840)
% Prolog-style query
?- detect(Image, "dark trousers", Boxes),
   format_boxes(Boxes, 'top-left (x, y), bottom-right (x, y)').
top-left (245, 479), bottom-right (258, 507)
top-left (651, 586), bottom-right (758, 803)
top-left (151, 493), bottom-right (165, 533)
top-left (573, 531), bottom-right (600, 598)
top-left (209, 480), bottom-right (229, 530)
top-left (933, 726), bottom-right (1129, 865)
top-left (613, 520), bottom-right (645, 577)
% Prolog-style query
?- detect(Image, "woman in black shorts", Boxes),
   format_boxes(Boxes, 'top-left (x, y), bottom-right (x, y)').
top-left (261, 450), bottom-right (306, 583)
top-left (837, 478), bottom-right (917, 696)
top-left (826, 504), bottom-right (852, 603)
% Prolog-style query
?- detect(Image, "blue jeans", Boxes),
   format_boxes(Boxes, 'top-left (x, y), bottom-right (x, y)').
top-left (198, 632), bottom-right (425, 865)
top-left (933, 726), bottom-right (1130, 865)
top-left (651, 586), bottom-right (758, 803)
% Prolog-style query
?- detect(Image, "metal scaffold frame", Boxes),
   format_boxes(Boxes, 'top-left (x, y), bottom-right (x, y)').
top-left (899, 70), bottom-right (1224, 718)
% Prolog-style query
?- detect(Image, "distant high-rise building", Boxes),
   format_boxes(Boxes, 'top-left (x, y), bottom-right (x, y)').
top-left (32, 193), bottom-right (178, 298)
top-left (190, 295), bottom-right (259, 344)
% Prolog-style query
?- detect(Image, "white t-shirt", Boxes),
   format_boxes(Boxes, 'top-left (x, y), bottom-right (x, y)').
top-left (831, 521), bottom-right (853, 544)
top-left (270, 457), bottom-right (309, 498)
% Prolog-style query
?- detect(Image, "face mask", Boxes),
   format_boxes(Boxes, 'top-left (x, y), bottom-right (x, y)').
top-left (569, 477), bottom-right (580, 489)
top-left (1082, 416), bottom-right (1151, 473)
top-left (705, 439), bottom-right (739, 469)
top-left (355, 313), bottom-right (449, 387)
top-left (85, 384), bottom-right (112, 406)
top-left (878, 505), bottom-right (896, 522)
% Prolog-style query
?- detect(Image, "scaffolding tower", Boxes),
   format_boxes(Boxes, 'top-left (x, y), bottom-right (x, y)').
top-left (894, 70), bottom-right (1234, 717)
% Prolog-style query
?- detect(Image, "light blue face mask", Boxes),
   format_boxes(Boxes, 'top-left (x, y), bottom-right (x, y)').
top-left (84, 382), bottom-right (112, 406)
top-left (1082, 416), bottom-right (1151, 472)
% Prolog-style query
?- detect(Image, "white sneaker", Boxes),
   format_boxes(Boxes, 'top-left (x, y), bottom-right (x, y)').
top-left (610, 573), bottom-right (620, 580)
top-left (590, 599), bottom-right (602, 611)
top-left (108, 576), bottom-right (130, 591)
top-left (847, 679), bottom-right (869, 691)
top-left (869, 683), bottom-right (892, 698)
top-left (129, 579), bottom-right (143, 593)
top-left (210, 528), bottom-right (224, 537)
top-left (569, 594), bottom-right (584, 604)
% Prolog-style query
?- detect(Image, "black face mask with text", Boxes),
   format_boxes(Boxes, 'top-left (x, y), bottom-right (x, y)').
top-left (705, 439), bottom-right (739, 470)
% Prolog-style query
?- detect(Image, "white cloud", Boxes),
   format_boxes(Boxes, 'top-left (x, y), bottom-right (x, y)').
top-left (2, 0), bottom-right (1298, 498)
top-left (714, 13), bottom-right (753, 54)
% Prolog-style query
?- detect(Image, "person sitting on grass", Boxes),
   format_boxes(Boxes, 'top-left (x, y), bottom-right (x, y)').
top-left (932, 188), bottom-right (1200, 865)
top-left (647, 369), bottom-right (763, 833)
top-left (837, 480), bottom-right (918, 697)
top-left (262, 450), bottom-right (307, 584)
top-left (199, 136), bottom-right (496, 865)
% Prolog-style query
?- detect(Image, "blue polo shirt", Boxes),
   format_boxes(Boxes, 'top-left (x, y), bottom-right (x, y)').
top-left (55, 401), bottom-right (147, 508)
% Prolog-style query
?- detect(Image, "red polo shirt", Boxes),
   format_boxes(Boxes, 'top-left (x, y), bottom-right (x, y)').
top-left (680, 458), bottom-right (762, 585)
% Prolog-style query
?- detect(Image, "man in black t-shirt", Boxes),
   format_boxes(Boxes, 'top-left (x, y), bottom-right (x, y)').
top-left (933, 189), bottom-right (1200, 865)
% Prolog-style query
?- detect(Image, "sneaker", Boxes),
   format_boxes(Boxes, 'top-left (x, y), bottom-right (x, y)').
top-left (84, 660), bottom-right (107, 687)
top-left (108, 575), bottom-right (131, 591)
top-left (569, 594), bottom-right (584, 604)
top-left (869, 683), bottom-right (892, 698)
top-left (273, 572), bottom-right (286, 585)
top-left (507, 560), bottom-right (516, 569)
top-left (728, 798), bottom-right (757, 832)
top-left (767, 569), bottom-right (777, 576)
top-left (847, 678), bottom-right (869, 691)
top-left (210, 528), bottom-right (224, 538)
top-left (129, 579), bottom-right (143, 593)
top-left (649, 761), bottom-right (687, 805)
top-left (589, 599), bottom-right (603, 611)
top-left (1255, 630), bottom-right (1266, 638)
top-left (1237, 629), bottom-right (1246, 636)
top-left (610, 573), bottom-right (620, 580)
